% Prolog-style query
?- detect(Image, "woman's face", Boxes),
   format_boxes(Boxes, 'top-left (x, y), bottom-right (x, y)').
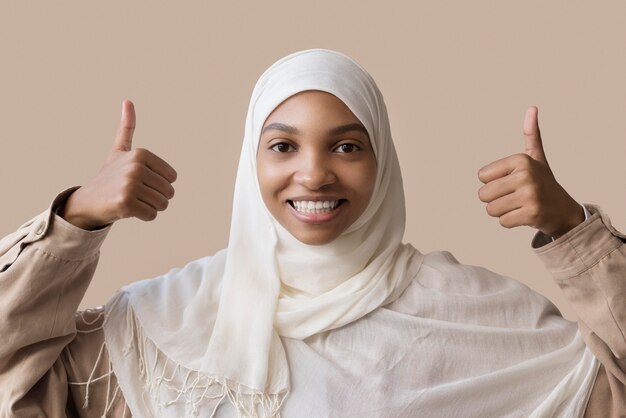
top-left (257, 90), bottom-right (377, 245)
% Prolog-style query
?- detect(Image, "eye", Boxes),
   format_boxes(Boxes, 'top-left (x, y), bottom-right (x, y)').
top-left (270, 142), bottom-right (295, 153)
top-left (334, 143), bottom-right (361, 153)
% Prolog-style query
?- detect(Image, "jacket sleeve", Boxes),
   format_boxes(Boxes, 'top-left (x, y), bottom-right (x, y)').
top-left (0, 187), bottom-right (112, 417)
top-left (532, 204), bottom-right (626, 417)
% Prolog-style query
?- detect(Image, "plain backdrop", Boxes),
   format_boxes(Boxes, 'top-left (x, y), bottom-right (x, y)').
top-left (1, 1), bottom-right (625, 318)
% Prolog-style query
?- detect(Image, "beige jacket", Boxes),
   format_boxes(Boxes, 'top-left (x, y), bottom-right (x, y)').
top-left (0, 187), bottom-right (624, 417)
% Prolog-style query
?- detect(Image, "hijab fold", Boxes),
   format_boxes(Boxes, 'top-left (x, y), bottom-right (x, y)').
top-left (103, 49), bottom-right (598, 418)
top-left (105, 49), bottom-right (424, 416)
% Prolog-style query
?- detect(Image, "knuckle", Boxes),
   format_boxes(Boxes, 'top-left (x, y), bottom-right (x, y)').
top-left (499, 217), bottom-right (512, 229)
top-left (510, 154), bottom-right (523, 165)
top-left (478, 187), bottom-right (487, 202)
top-left (519, 186), bottom-right (532, 202)
top-left (128, 162), bottom-right (144, 177)
top-left (519, 207), bottom-right (538, 228)
top-left (516, 169), bottom-right (532, 183)
top-left (122, 179), bottom-right (139, 195)
top-left (516, 153), bottom-right (532, 166)
top-left (527, 204), bottom-right (541, 222)
top-left (115, 199), bottom-right (131, 218)
top-left (117, 192), bottom-right (134, 209)
top-left (524, 184), bottom-right (540, 201)
top-left (131, 147), bottom-right (148, 160)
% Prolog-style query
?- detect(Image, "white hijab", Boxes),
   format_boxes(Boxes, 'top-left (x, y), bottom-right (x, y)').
top-left (105, 48), bottom-right (423, 415)
top-left (103, 49), bottom-right (598, 417)
top-left (202, 48), bottom-right (421, 392)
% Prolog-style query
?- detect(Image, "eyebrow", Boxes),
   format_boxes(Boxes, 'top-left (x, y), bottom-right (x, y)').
top-left (262, 122), bottom-right (299, 135)
top-left (261, 122), bottom-right (369, 138)
top-left (328, 123), bottom-right (369, 137)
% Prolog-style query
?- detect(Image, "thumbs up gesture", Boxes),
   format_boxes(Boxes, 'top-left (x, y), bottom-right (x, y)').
top-left (59, 100), bottom-right (177, 230)
top-left (477, 107), bottom-right (584, 239)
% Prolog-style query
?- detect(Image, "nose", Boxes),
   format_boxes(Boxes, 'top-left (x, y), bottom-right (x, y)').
top-left (293, 151), bottom-right (336, 190)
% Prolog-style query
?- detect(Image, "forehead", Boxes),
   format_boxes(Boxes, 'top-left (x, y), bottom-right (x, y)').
top-left (262, 90), bottom-right (362, 127)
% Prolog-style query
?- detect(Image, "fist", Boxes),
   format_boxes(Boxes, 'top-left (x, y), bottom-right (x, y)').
top-left (59, 100), bottom-right (177, 230)
top-left (477, 106), bottom-right (584, 239)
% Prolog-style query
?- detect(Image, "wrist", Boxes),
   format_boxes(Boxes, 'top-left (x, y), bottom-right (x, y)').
top-left (57, 190), bottom-right (104, 231)
top-left (548, 203), bottom-right (585, 239)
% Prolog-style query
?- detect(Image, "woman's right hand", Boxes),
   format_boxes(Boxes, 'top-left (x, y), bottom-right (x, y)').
top-left (59, 100), bottom-right (178, 230)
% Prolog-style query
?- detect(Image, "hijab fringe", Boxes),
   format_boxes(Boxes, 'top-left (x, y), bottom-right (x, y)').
top-left (118, 298), bottom-right (289, 417)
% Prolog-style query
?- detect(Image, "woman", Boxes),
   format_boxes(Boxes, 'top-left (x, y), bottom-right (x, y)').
top-left (0, 49), bottom-right (624, 417)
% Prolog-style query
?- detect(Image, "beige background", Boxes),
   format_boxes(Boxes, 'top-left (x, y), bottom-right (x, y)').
top-left (1, 1), bottom-right (625, 319)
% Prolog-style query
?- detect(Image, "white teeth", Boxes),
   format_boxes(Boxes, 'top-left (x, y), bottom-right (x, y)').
top-left (292, 200), bottom-right (340, 214)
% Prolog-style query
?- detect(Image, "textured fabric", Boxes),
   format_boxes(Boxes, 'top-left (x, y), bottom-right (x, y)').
top-left (104, 253), bottom-right (599, 417)
top-left (0, 187), bottom-right (120, 417)
top-left (104, 49), bottom-right (424, 416)
top-left (1, 49), bottom-right (625, 416)
top-left (99, 49), bottom-right (600, 417)
top-left (1, 190), bottom-right (625, 417)
top-left (533, 204), bottom-right (626, 417)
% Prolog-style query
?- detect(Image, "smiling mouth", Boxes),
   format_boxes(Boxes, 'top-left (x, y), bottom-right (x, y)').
top-left (288, 199), bottom-right (346, 214)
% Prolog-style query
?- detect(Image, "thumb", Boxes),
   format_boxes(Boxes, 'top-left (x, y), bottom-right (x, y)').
top-left (112, 99), bottom-right (136, 152)
top-left (523, 106), bottom-right (548, 164)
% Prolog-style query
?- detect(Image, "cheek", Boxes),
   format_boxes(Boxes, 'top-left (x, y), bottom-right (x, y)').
top-left (257, 159), bottom-right (285, 206)
top-left (340, 160), bottom-right (376, 213)
top-left (357, 161), bottom-right (377, 203)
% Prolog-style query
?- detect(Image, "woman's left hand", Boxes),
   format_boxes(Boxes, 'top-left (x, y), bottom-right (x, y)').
top-left (477, 106), bottom-right (585, 239)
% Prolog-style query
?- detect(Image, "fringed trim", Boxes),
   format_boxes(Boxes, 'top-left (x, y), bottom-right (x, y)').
top-left (76, 307), bottom-right (105, 325)
top-left (68, 340), bottom-right (131, 417)
top-left (118, 300), bottom-right (289, 418)
top-left (76, 307), bottom-right (106, 334)
top-left (223, 385), bottom-right (289, 418)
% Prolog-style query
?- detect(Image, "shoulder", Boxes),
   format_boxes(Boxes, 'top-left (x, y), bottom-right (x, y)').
top-left (119, 250), bottom-right (227, 303)
top-left (416, 250), bottom-right (530, 295)
top-left (386, 250), bottom-right (564, 328)
top-left (103, 251), bottom-right (228, 339)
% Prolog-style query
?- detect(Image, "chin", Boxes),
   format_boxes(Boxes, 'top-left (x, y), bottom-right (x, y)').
top-left (292, 231), bottom-right (339, 246)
